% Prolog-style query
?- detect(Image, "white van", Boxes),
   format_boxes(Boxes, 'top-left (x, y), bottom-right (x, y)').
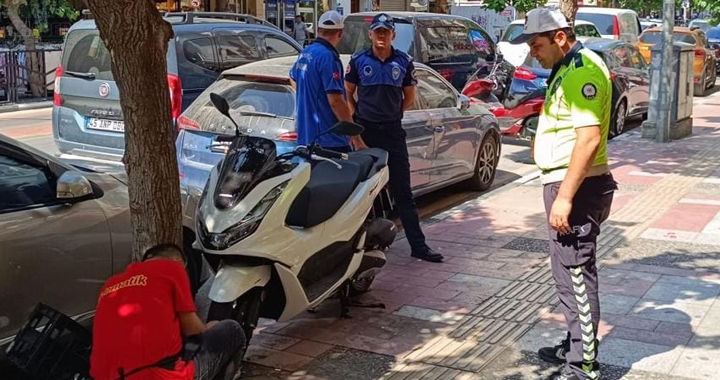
top-left (576, 7), bottom-right (642, 43)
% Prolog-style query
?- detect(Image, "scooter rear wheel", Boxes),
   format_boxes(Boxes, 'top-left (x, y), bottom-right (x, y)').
top-left (349, 275), bottom-right (376, 296)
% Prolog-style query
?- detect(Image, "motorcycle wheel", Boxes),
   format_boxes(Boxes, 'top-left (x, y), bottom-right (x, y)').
top-left (520, 115), bottom-right (539, 140)
top-left (206, 288), bottom-right (262, 359)
top-left (349, 275), bottom-right (376, 296)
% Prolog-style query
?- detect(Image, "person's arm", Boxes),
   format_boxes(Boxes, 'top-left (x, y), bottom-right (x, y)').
top-left (344, 57), bottom-right (360, 115)
top-left (549, 71), bottom-right (608, 234)
top-left (345, 82), bottom-right (358, 114)
top-left (178, 312), bottom-right (207, 336)
top-left (402, 61), bottom-right (417, 111)
top-left (328, 93), bottom-right (352, 122)
top-left (323, 55), bottom-right (367, 149)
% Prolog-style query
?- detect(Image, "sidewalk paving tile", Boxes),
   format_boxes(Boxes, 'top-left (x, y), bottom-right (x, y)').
top-left (669, 336), bottom-right (720, 380)
top-left (597, 338), bottom-right (684, 374)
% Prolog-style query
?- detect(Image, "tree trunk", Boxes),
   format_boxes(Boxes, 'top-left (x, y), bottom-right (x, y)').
top-left (5, 0), bottom-right (45, 98)
top-left (558, 0), bottom-right (578, 24)
top-left (87, 0), bottom-right (183, 261)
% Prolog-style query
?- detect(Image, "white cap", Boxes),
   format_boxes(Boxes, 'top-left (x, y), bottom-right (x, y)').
top-left (510, 7), bottom-right (570, 44)
top-left (318, 10), bottom-right (344, 30)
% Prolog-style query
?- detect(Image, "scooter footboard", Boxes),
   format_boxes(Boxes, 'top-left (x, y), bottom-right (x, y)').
top-left (208, 263), bottom-right (272, 303)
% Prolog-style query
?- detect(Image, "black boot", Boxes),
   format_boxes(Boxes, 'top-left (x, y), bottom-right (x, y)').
top-left (538, 332), bottom-right (570, 365)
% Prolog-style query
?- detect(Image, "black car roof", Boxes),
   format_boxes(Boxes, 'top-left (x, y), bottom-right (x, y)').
top-left (345, 11), bottom-right (473, 23)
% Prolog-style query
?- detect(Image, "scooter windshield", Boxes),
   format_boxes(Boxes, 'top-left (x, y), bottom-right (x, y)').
top-left (213, 135), bottom-right (279, 210)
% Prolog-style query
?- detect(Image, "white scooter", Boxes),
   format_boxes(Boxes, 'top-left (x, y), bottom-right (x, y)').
top-left (194, 93), bottom-right (396, 351)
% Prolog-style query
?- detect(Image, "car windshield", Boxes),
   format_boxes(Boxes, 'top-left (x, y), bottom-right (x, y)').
top-left (576, 13), bottom-right (614, 35)
top-left (708, 27), bottom-right (720, 40)
top-left (337, 18), bottom-right (414, 54)
top-left (181, 78), bottom-right (295, 130)
top-left (501, 24), bottom-right (524, 42)
top-left (639, 32), bottom-right (697, 45)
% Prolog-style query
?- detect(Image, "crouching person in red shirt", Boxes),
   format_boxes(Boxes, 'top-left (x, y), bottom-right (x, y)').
top-left (90, 243), bottom-right (245, 380)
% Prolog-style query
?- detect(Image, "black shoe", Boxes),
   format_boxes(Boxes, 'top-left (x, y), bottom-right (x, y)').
top-left (411, 247), bottom-right (444, 263)
top-left (538, 332), bottom-right (570, 365)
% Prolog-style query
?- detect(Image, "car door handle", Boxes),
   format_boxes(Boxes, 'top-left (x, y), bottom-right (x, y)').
top-left (433, 126), bottom-right (445, 133)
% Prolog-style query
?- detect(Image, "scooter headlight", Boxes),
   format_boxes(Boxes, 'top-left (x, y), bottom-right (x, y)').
top-left (198, 180), bottom-right (289, 250)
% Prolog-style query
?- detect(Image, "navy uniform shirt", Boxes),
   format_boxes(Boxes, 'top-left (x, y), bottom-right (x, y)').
top-left (289, 38), bottom-right (349, 148)
top-left (346, 48), bottom-right (417, 124)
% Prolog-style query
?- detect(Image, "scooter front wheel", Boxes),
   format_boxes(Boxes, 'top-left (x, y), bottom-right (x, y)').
top-left (207, 288), bottom-right (263, 353)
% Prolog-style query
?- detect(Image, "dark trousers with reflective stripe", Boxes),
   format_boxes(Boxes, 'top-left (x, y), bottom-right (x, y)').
top-left (543, 174), bottom-right (616, 380)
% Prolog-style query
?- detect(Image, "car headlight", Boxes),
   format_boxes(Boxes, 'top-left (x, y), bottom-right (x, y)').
top-left (198, 180), bottom-right (289, 250)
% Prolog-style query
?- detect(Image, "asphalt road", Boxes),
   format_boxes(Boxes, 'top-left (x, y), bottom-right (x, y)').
top-left (0, 107), bottom-right (541, 219)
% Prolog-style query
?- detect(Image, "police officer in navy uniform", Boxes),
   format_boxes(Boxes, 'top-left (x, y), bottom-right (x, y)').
top-left (345, 13), bottom-right (443, 263)
top-left (290, 10), bottom-right (367, 152)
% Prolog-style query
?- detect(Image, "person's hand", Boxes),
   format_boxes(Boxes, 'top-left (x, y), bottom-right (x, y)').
top-left (549, 197), bottom-right (573, 235)
top-left (206, 320), bottom-right (220, 329)
top-left (351, 136), bottom-right (369, 150)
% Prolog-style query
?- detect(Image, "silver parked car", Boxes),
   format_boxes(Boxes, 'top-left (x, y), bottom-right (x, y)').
top-left (175, 54), bottom-right (501, 228)
top-left (0, 135), bottom-right (131, 356)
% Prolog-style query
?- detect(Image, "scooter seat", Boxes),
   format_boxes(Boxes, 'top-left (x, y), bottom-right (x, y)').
top-left (349, 148), bottom-right (388, 180)
top-left (286, 154), bottom-right (376, 228)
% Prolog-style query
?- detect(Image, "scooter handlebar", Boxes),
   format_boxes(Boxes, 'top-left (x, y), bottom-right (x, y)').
top-left (314, 147), bottom-right (348, 161)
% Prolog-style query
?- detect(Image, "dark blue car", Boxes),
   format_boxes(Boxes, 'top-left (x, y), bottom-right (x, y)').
top-left (708, 26), bottom-right (720, 73)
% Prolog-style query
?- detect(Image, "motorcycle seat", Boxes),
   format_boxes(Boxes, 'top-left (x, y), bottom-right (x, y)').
top-left (348, 148), bottom-right (388, 180)
top-left (286, 153), bottom-right (376, 228)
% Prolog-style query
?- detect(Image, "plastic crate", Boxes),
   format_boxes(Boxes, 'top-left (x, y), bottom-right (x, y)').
top-left (5, 303), bottom-right (92, 380)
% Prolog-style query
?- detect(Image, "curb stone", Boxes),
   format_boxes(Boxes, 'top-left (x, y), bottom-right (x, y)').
top-left (0, 101), bottom-right (53, 114)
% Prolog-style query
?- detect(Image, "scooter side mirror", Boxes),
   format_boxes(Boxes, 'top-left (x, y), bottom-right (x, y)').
top-left (210, 92), bottom-right (242, 136)
top-left (332, 121), bottom-right (365, 136)
top-left (210, 93), bottom-right (231, 118)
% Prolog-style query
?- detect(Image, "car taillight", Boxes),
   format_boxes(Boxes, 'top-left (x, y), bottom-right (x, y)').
top-left (53, 66), bottom-right (63, 106)
top-left (514, 66), bottom-right (537, 80)
top-left (276, 132), bottom-right (297, 141)
top-left (168, 74), bottom-right (182, 119)
top-left (177, 115), bottom-right (200, 130)
top-left (695, 50), bottom-right (705, 57)
top-left (613, 16), bottom-right (621, 39)
top-left (437, 69), bottom-right (454, 80)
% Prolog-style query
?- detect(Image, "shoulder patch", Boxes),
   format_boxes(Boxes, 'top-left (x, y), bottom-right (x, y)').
top-left (411, 69), bottom-right (417, 80)
top-left (573, 55), bottom-right (584, 69)
top-left (582, 83), bottom-right (597, 100)
top-left (345, 63), bottom-right (351, 74)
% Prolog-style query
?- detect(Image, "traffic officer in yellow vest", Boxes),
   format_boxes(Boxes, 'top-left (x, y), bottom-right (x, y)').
top-left (510, 7), bottom-right (618, 380)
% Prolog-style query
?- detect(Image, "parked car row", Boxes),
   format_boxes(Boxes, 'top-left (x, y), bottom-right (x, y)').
top-left (636, 26), bottom-right (717, 96)
top-left (3, 11), bottom-right (505, 354)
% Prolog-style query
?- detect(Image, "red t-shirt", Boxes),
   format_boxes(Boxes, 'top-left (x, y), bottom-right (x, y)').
top-left (90, 259), bottom-right (197, 380)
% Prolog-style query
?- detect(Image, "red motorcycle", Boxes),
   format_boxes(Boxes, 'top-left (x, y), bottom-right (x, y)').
top-left (463, 61), bottom-right (545, 141)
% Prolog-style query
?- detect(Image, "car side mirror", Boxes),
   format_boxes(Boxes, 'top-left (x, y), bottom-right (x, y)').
top-left (459, 94), bottom-right (471, 110)
top-left (57, 171), bottom-right (94, 201)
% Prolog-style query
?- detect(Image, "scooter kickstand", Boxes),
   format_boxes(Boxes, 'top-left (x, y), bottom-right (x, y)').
top-left (338, 282), bottom-right (386, 319)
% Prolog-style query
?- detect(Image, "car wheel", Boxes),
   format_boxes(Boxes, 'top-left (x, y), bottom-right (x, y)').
top-left (464, 134), bottom-right (498, 192)
top-left (611, 99), bottom-right (627, 138)
top-left (695, 71), bottom-right (707, 96)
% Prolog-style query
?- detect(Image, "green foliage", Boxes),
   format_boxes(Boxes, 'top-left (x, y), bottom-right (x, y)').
top-left (482, 0), bottom-right (547, 15)
top-left (0, 0), bottom-right (80, 33)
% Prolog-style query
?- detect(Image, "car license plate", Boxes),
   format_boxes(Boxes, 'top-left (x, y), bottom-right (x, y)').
top-left (87, 118), bottom-right (124, 132)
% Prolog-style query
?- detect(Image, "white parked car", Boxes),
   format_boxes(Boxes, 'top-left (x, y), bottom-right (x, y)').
top-left (498, 19), bottom-right (603, 67)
